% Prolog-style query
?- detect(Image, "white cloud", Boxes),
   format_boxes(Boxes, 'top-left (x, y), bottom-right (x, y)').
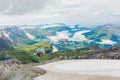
top-left (0, 0), bottom-right (120, 25)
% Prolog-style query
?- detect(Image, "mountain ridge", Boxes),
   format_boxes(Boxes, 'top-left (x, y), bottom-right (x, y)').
top-left (0, 23), bottom-right (120, 51)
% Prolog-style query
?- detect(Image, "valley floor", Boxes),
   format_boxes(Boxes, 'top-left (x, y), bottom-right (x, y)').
top-left (35, 60), bottom-right (120, 80)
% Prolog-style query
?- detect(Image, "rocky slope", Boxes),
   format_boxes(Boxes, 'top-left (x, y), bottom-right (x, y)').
top-left (0, 59), bottom-right (46, 80)
top-left (75, 46), bottom-right (120, 59)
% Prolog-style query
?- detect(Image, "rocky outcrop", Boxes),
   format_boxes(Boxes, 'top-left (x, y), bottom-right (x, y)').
top-left (0, 59), bottom-right (46, 80)
top-left (75, 46), bottom-right (120, 59)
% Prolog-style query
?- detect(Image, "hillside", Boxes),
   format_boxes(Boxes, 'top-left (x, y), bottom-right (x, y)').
top-left (0, 42), bottom-right (52, 63)
top-left (0, 23), bottom-right (120, 51)
top-left (0, 37), bottom-right (14, 51)
top-left (74, 46), bottom-right (120, 59)
top-left (84, 24), bottom-right (120, 48)
top-left (0, 23), bottom-right (120, 63)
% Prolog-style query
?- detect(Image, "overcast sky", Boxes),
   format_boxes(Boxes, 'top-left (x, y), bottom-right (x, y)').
top-left (0, 0), bottom-right (120, 25)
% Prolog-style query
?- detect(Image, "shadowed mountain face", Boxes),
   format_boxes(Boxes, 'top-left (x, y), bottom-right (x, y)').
top-left (0, 37), bottom-right (14, 51)
top-left (0, 23), bottom-right (120, 51)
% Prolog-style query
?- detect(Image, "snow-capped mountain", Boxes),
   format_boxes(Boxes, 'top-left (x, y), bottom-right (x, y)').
top-left (0, 23), bottom-right (120, 51)
top-left (84, 24), bottom-right (120, 48)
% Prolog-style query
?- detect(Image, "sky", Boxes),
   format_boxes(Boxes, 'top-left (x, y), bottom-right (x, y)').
top-left (0, 0), bottom-right (120, 25)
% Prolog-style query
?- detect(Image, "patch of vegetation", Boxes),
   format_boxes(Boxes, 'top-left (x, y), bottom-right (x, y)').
top-left (0, 41), bottom-right (96, 63)
top-left (49, 47), bottom-right (91, 59)
top-left (6, 46), bottom-right (91, 63)
top-left (7, 50), bottom-right (39, 63)
top-left (39, 54), bottom-right (51, 61)
top-left (4, 42), bottom-right (52, 63)
top-left (18, 42), bottom-right (51, 53)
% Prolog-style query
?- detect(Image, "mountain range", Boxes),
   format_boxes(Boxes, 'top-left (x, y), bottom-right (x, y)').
top-left (0, 23), bottom-right (120, 51)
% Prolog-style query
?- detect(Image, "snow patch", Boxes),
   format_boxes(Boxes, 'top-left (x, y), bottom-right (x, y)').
top-left (48, 30), bottom-right (91, 42)
top-left (37, 60), bottom-right (120, 77)
top-left (99, 39), bottom-right (116, 45)
top-left (40, 24), bottom-right (66, 29)
top-left (24, 31), bottom-right (35, 40)
top-left (54, 60), bottom-right (120, 71)
top-left (2, 31), bottom-right (13, 42)
top-left (52, 45), bottom-right (58, 53)
top-left (20, 27), bottom-right (35, 29)
top-left (71, 30), bottom-right (91, 41)
top-left (47, 31), bottom-right (69, 42)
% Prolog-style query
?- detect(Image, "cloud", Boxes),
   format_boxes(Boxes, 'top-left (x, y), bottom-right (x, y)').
top-left (0, 0), bottom-right (53, 15)
top-left (0, 0), bottom-right (120, 25)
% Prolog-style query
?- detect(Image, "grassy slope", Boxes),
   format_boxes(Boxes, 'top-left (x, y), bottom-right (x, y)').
top-left (1, 42), bottom-right (94, 64)
top-left (6, 42), bottom-right (52, 63)
top-left (18, 42), bottom-right (51, 53)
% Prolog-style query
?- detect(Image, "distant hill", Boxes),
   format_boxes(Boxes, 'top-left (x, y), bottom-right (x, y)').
top-left (0, 23), bottom-right (120, 51)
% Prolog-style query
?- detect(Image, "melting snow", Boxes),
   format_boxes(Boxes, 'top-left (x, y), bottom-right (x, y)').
top-left (47, 31), bottom-right (69, 42)
top-left (37, 60), bottom-right (120, 77)
top-left (20, 27), bottom-right (35, 29)
top-left (52, 45), bottom-right (58, 52)
top-left (71, 30), bottom-right (91, 41)
top-left (24, 31), bottom-right (35, 40)
top-left (2, 31), bottom-right (13, 42)
top-left (40, 24), bottom-right (63, 29)
top-left (99, 39), bottom-right (116, 45)
top-left (48, 30), bottom-right (91, 42)
top-left (54, 60), bottom-right (120, 71)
